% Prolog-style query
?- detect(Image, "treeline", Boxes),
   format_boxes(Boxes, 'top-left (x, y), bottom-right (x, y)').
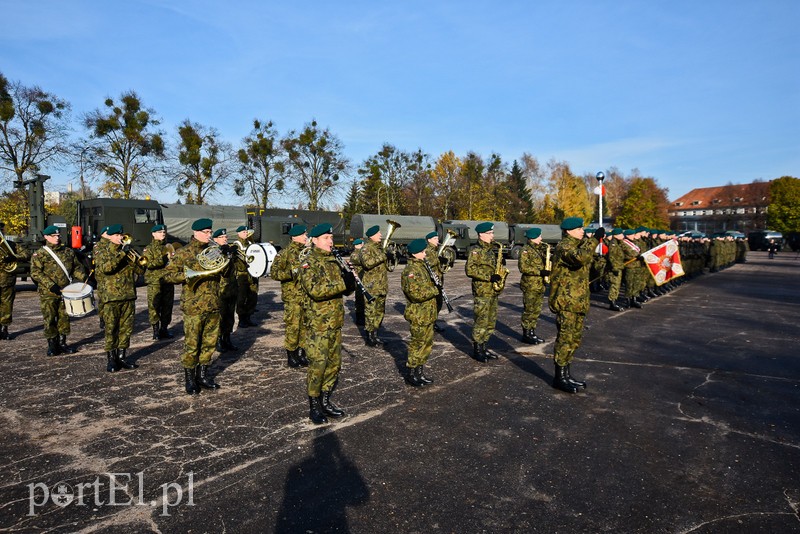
top-left (1, 71), bottom-right (673, 233)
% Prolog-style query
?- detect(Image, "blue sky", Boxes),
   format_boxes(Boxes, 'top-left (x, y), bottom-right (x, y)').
top-left (1, 0), bottom-right (798, 208)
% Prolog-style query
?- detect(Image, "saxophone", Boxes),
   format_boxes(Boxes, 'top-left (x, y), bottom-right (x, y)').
top-left (492, 243), bottom-right (509, 292)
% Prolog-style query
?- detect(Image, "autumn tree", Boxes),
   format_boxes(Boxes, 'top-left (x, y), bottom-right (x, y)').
top-left (505, 160), bottom-right (534, 224)
top-left (357, 144), bottom-right (415, 215)
top-left (548, 160), bottom-right (592, 222)
top-left (430, 151), bottom-right (462, 220)
top-left (459, 152), bottom-right (485, 220)
top-left (235, 119), bottom-right (285, 210)
top-left (83, 91), bottom-right (166, 199)
top-left (402, 149), bottom-right (434, 216)
top-left (282, 120), bottom-right (348, 210)
top-left (767, 176), bottom-right (800, 232)
top-left (615, 173), bottom-right (670, 229)
top-left (173, 120), bottom-right (235, 205)
top-left (0, 72), bottom-right (71, 186)
top-left (0, 187), bottom-right (29, 234)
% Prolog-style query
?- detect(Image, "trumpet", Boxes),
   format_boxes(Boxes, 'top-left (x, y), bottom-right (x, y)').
top-left (121, 234), bottom-right (147, 267)
top-left (0, 229), bottom-right (22, 273)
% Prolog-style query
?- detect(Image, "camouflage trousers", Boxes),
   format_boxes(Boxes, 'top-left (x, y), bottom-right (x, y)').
top-left (472, 294), bottom-right (498, 344)
top-left (406, 319), bottom-right (434, 368)
top-left (236, 274), bottom-right (258, 318)
top-left (364, 294), bottom-right (386, 332)
top-left (102, 300), bottom-right (135, 351)
top-left (554, 310), bottom-right (586, 366)
top-left (282, 298), bottom-right (306, 351)
top-left (306, 327), bottom-right (342, 397)
top-left (40, 296), bottom-right (70, 339)
top-left (521, 288), bottom-right (544, 330)
top-left (182, 311), bottom-right (220, 368)
top-left (607, 270), bottom-right (622, 302)
top-left (146, 281), bottom-right (174, 326)
top-left (219, 295), bottom-right (237, 335)
top-left (624, 267), bottom-right (645, 297)
top-left (0, 285), bottom-right (16, 325)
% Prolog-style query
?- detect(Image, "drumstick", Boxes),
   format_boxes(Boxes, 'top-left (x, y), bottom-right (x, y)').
top-left (79, 269), bottom-right (94, 292)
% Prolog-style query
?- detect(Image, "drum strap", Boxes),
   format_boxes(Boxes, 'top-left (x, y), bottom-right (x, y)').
top-left (42, 246), bottom-right (73, 285)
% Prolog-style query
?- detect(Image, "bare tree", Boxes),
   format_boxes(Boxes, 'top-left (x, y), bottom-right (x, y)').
top-left (235, 119), bottom-right (285, 210)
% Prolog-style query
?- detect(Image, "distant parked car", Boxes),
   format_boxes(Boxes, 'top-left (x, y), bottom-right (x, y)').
top-left (748, 230), bottom-right (783, 251)
top-left (785, 231), bottom-right (800, 252)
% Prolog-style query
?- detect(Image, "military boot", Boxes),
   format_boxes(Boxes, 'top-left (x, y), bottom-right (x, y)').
top-left (482, 343), bottom-right (498, 360)
top-left (565, 364), bottom-right (587, 389)
top-left (552, 364), bottom-right (578, 394)
top-left (531, 331), bottom-right (545, 344)
top-left (472, 342), bottom-right (487, 363)
top-left (238, 316), bottom-right (256, 328)
top-left (115, 348), bottom-right (138, 370)
top-left (629, 296), bottom-right (642, 309)
top-left (521, 328), bottom-right (537, 344)
top-left (308, 396), bottom-right (328, 424)
top-left (372, 330), bottom-right (385, 345)
top-left (184, 367), bottom-right (200, 395)
top-left (46, 337), bottom-right (61, 356)
top-left (418, 365), bottom-right (433, 385)
top-left (321, 390), bottom-right (345, 418)
top-left (106, 351), bottom-right (119, 372)
top-left (405, 366), bottom-right (425, 387)
top-left (297, 347), bottom-right (309, 367)
top-left (152, 322), bottom-right (160, 341)
top-left (216, 335), bottom-right (227, 353)
top-left (59, 335), bottom-right (76, 354)
top-left (159, 326), bottom-right (174, 339)
top-left (0, 325), bottom-right (8, 340)
top-left (223, 333), bottom-right (238, 351)
top-left (196, 365), bottom-right (220, 389)
top-left (609, 301), bottom-right (624, 312)
top-left (287, 349), bottom-right (302, 368)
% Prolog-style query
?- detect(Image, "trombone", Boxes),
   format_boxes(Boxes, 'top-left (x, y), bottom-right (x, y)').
top-left (0, 229), bottom-right (22, 273)
top-left (383, 219), bottom-right (401, 272)
top-left (121, 234), bottom-right (147, 267)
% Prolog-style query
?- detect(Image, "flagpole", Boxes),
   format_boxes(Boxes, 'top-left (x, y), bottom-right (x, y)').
top-left (595, 171), bottom-right (605, 228)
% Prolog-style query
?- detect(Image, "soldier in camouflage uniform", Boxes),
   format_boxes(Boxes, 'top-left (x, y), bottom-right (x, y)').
top-left (518, 227), bottom-right (548, 344)
top-left (143, 224), bottom-right (175, 341)
top-left (0, 221), bottom-right (30, 340)
top-left (270, 224), bottom-right (310, 368)
top-left (163, 218), bottom-right (224, 395)
top-left (297, 223), bottom-right (356, 424)
top-left (234, 225), bottom-right (258, 327)
top-left (424, 230), bottom-right (448, 333)
top-left (359, 225), bottom-right (389, 346)
top-left (94, 224), bottom-right (142, 372)
top-left (621, 229), bottom-right (643, 309)
top-left (606, 228), bottom-right (626, 311)
top-left (349, 238), bottom-right (366, 326)
top-left (402, 238), bottom-right (440, 387)
top-left (549, 217), bottom-right (602, 394)
top-left (465, 222), bottom-right (506, 362)
top-left (29, 225), bottom-right (87, 356)
top-left (94, 226), bottom-right (109, 330)
top-left (213, 229), bottom-right (239, 353)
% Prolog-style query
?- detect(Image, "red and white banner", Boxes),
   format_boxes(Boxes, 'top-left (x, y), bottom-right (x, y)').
top-left (641, 239), bottom-right (684, 285)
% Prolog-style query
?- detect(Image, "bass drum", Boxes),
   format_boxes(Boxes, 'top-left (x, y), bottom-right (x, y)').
top-left (246, 242), bottom-right (278, 278)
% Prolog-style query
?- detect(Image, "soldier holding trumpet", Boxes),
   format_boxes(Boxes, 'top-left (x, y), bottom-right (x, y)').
top-left (518, 227), bottom-right (548, 345)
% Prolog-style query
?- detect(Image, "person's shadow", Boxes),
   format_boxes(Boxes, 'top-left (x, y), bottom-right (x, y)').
top-left (275, 432), bottom-right (370, 533)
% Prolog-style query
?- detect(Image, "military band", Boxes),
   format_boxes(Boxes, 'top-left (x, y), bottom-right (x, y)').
top-left (465, 221), bottom-right (505, 362)
top-left (401, 238), bottom-right (439, 387)
top-left (359, 225), bottom-right (388, 347)
top-left (270, 224), bottom-right (310, 369)
top-left (518, 227), bottom-right (547, 344)
top-left (143, 224), bottom-right (175, 340)
top-left (213, 228), bottom-right (239, 353)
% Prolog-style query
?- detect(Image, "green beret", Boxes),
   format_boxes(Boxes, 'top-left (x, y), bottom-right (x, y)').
top-left (407, 238), bottom-right (427, 255)
top-left (42, 225), bottom-right (60, 236)
top-left (475, 222), bottom-right (494, 234)
top-left (192, 218), bottom-right (213, 231)
top-left (151, 224), bottom-right (165, 233)
top-left (236, 225), bottom-right (248, 233)
top-left (106, 224), bottom-right (123, 235)
top-left (212, 228), bottom-right (227, 238)
top-left (560, 217), bottom-right (584, 230)
top-left (309, 223), bottom-right (333, 238)
top-left (610, 228), bottom-right (623, 236)
top-left (352, 238), bottom-right (363, 246)
top-left (100, 226), bottom-right (109, 235)
top-left (366, 225), bottom-right (380, 237)
top-left (623, 229), bottom-right (635, 236)
top-left (525, 227), bottom-right (542, 239)
top-left (634, 226), bottom-right (647, 233)
top-left (288, 224), bottom-right (307, 237)
top-left (426, 231), bottom-right (438, 240)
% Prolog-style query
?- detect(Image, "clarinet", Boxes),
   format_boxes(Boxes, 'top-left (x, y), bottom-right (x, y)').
top-left (423, 259), bottom-right (454, 313)
top-left (332, 249), bottom-right (376, 303)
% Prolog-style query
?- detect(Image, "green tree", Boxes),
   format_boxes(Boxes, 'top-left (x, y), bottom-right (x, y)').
top-left (767, 176), bottom-right (800, 232)
top-left (235, 119), bottom-right (285, 210)
top-left (174, 120), bottom-right (234, 204)
top-left (83, 91), bottom-right (165, 199)
top-left (0, 72), bottom-right (71, 186)
top-left (356, 144), bottom-right (413, 215)
top-left (341, 180), bottom-right (361, 228)
top-left (282, 120), bottom-right (349, 210)
top-left (548, 160), bottom-right (592, 222)
top-left (506, 160), bottom-right (533, 223)
top-left (358, 163), bottom-right (383, 214)
top-left (402, 149), bottom-right (434, 216)
top-left (460, 152), bottom-right (485, 220)
top-left (430, 151), bottom-right (462, 220)
top-left (616, 174), bottom-right (670, 229)
top-left (0, 187), bottom-right (29, 235)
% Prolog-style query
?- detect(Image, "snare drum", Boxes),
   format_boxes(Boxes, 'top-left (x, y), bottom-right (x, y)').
top-left (246, 242), bottom-right (278, 278)
top-left (62, 282), bottom-right (96, 318)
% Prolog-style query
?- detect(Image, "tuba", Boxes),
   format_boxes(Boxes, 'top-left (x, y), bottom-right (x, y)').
top-left (492, 243), bottom-right (509, 292)
top-left (184, 244), bottom-right (230, 290)
top-left (121, 234), bottom-right (147, 267)
top-left (383, 219), bottom-right (401, 272)
top-left (0, 229), bottom-right (22, 273)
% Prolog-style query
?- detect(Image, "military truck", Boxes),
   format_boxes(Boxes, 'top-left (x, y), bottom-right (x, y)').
top-left (443, 220), bottom-right (512, 258)
top-left (438, 221), bottom-right (471, 260)
top-left (508, 224), bottom-right (562, 259)
top-left (74, 197), bottom-right (163, 255)
top-left (251, 208), bottom-right (347, 250)
top-left (160, 203), bottom-right (250, 245)
top-left (350, 214), bottom-right (437, 270)
top-left (253, 215), bottom-right (304, 251)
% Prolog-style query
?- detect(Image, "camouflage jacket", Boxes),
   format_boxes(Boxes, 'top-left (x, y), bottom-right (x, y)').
top-left (465, 240), bottom-right (501, 297)
top-left (548, 235), bottom-right (598, 315)
top-left (95, 240), bottom-right (142, 303)
top-left (270, 241), bottom-right (306, 301)
top-left (162, 238), bottom-right (222, 314)
top-left (607, 238), bottom-right (626, 272)
top-left (518, 242), bottom-right (547, 293)
top-left (401, 257), bottom-right (439, 325)
top-left (359, 240), bottom-right (388, 295)
top-left (298, 247), bottom-right (347, 331)
top-left (621, 238), bottom-right (641, 269)
top-left (30, 243), bottom-right (87, 298)
top-left (0, 240), bottom-right (29, 287)
top-left (143, 238), bottom-right (170, 284)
